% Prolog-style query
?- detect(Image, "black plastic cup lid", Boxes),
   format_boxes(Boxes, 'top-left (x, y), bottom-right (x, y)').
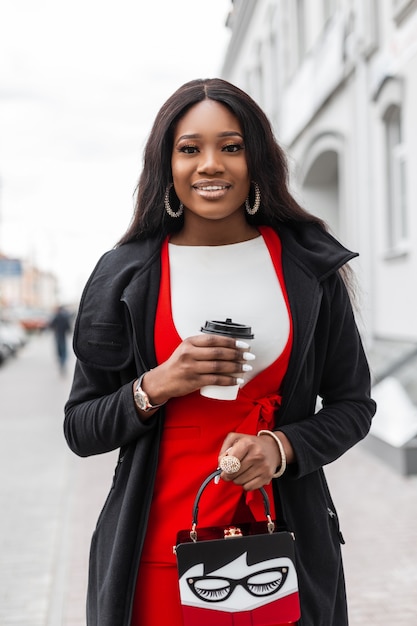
top-left (201, 318), bottom-right (254, 339)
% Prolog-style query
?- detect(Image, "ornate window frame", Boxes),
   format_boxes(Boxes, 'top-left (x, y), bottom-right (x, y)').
top-left (375, 76), bottom-right (409, 258)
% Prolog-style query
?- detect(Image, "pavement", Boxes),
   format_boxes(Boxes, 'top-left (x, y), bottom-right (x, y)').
top-left (0, 333), bottom-right (416, 625)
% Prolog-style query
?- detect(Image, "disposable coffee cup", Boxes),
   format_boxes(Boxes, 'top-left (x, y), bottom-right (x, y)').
top-left (200, 318), bottom-right (254, 400)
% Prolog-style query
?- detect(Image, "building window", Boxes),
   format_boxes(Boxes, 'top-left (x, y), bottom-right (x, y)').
top-left (384, 104), bottom-right (408, 252)
top-left (246, 42), bottom-right (264, 107)
top-left (296, 0), bottom-right (306, 63)
top-left (323, 0), bottom-right (337, 22)
top-left (363, 0), bottom-right (379, 55)
top-left (392, 0), bottom-right (417, 24)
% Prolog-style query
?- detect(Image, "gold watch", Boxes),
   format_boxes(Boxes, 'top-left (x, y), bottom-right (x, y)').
top-left (133, 372), bottom-right (166, 412)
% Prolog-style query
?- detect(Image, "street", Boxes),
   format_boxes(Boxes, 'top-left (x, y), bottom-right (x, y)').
top-left (0, 333), bottom-right (416, 625)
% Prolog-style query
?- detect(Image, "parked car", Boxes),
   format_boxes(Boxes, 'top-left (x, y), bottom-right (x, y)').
top-left (0, 320), bottom-right (27, 363)
top-left (1, 320), bottom-right (27, 350)
top-left (0, 340), bottom-right (9, 365)
top-left (12, 308), bottom-right (50, 332)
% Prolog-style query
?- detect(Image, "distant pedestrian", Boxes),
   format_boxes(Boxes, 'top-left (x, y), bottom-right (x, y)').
top-left (49, 305), bottom-right (71, 373)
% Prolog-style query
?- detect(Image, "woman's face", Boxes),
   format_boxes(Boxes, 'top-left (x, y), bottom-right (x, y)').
top-left (171, 99), bottom-right (250, 227)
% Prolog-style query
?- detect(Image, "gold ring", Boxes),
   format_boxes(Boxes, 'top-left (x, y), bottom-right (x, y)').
top-left (220, 455), bottom-right (241, 474)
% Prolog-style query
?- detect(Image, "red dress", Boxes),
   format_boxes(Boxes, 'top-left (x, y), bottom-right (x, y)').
top-left (131, 227), bottom-right (295, 625)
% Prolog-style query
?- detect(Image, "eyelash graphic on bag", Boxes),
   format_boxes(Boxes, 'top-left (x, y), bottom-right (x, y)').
top-left (186, 565), bottom-right (290, 602)
top-left (179, 552), bottom-right (297, 613)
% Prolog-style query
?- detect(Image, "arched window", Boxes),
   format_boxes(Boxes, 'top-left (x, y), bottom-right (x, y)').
top-left (384, 103), bottom-right (408, 252)
top-left (296, 0), bottom-right (306, 63)
top-left (298, 133), bottom-right (346, 239)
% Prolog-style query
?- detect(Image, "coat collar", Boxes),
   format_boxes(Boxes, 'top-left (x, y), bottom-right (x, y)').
top-left (277, 222), bottom-right (357, 281)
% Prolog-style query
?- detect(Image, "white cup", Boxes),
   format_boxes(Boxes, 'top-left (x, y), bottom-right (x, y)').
top-left (200, 383), bottom-right (241, 401)
top-left (200, 318), bottom-right (254, 401)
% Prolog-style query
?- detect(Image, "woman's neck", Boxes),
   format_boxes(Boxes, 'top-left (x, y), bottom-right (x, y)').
top-left (170, 214), bottom-right (259, 246)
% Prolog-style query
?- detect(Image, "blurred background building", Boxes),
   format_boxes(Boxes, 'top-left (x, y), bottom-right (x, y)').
top-left (222, 0), bottom-right (417, 473)
top-left (0, 253), bottom-right (58, 329)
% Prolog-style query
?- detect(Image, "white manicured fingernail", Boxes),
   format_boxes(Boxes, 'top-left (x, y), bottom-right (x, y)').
top-left (214, 473), bottom-right (220, 484)
top-left (236, 340), bottom-right (250, 349)
top-left (236, 378), bottom-right (245, 385)
top-left (242, 363), bottom-right (253, 372)
top-left (243, 352), bottom-right (256, 361)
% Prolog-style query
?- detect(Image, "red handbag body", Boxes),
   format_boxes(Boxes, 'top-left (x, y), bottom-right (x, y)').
top-left (175, 470), bottom-right (301, 626)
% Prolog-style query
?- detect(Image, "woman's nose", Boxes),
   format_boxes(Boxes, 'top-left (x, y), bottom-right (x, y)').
top-left (197, 149), bottom-right (225, 174)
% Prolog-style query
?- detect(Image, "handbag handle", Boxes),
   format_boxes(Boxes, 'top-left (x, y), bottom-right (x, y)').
top-left (190, 468), bottom-right (275, 542)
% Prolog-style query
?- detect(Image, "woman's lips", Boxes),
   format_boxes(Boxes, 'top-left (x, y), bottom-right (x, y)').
top-left (192, 183), bottom-right (231, 201)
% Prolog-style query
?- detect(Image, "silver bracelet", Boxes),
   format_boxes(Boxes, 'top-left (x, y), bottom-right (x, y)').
top-left (257, 429), bottom-right (287, 478)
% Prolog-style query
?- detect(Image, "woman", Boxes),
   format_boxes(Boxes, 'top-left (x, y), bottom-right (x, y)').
top-left (64, 78), bottom-right (376, 626)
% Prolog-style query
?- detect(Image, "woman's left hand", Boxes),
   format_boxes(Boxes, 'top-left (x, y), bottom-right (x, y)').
top-left (218, 432), bottom-right (282, 490)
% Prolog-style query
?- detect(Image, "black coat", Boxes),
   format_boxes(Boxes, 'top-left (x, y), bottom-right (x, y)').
top-left (64, 222), bottom-right (376, 626)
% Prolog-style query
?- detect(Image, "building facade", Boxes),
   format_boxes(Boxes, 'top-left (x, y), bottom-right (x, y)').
top-left (0, 253), bottom-right (58, 318)
top-left (222, 0), bottom-right (417, 347)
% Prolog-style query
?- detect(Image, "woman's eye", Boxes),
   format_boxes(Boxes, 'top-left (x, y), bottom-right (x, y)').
top-left (223, 143), bottom-right (244, 153)
top-left (179, 145), bottom-right (199, 154)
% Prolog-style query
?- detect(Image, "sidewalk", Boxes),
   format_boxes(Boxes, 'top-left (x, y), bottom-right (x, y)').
top-left (327, 442), bottom-right (417, 624)
top-left (0, 333), bottom-right (117, 626)
top-left (0, 333), bottom-right (416, 625)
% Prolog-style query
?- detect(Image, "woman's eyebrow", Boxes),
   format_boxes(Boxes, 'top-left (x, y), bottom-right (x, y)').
top-left (175, 131), bottom-right (244, 144)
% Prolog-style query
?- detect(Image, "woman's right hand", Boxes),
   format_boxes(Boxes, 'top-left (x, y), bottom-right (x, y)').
top-left (134, 333), bottom-right (255, 409)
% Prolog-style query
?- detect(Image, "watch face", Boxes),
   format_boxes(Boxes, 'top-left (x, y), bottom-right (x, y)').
top-left (135, 388), bottom-right (149, 411)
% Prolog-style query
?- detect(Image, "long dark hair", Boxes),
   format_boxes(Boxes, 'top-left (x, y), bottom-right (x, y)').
top-left (117, 78), bottom-right (325, 245)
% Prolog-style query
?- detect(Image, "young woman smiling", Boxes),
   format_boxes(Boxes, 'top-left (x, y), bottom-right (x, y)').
top-left (64, 78), bottom-right (375, 626)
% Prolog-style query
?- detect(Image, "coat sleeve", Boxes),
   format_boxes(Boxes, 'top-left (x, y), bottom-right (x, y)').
top-left (64, 360), bottom-right (157, 457)
top-left (63, 248), bottom-right (159, 458)
top-left (278, 272), bottom-right (376, 478)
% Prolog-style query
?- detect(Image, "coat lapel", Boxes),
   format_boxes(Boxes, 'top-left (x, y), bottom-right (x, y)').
top-left (275, 223), bottom-right (355, 426)
top-left (278, 249), bottom-right (323, 425)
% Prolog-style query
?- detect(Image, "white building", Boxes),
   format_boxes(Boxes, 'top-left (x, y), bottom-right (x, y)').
top-left (221, 0), bottom-right (417, 472)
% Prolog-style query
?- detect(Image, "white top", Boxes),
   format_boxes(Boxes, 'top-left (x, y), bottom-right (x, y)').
top-left (168, 235), bottom-right (290, 384)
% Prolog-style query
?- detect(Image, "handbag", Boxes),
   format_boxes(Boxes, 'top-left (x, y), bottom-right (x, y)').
top-left (174, 469), bottom-right (300, 626)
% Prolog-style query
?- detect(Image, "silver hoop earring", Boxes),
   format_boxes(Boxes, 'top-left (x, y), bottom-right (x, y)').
top-left (245, 181), bottom-right (261, 215)
top-left (164, 183), bottom-right (184, 218)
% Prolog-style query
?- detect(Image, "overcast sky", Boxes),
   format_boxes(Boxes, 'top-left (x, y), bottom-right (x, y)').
top-left (0, 0), bottom-right (231, 303)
